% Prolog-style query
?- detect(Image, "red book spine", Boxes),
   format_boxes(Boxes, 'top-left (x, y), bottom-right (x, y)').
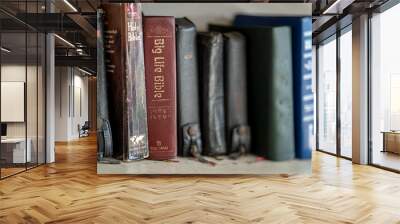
top-left (144, 17), bottom-right (177, 160)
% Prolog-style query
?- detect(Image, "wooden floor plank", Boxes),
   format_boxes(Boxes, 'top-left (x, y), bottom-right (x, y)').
top-left (1, 135), bottom-right (400, 223)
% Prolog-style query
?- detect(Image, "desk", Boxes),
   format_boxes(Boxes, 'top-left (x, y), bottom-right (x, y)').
top-left (382, 131), bottom-right (400, 155)
top-left (1, 138), bottom-right (32, 163)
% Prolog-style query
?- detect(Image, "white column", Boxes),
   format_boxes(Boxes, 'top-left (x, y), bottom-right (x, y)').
top-left (46, 1), bottom-right (56, 163)
top-left (352, 14), bottom-right (369, 164)
top-left (46, 33), bottom-right (55, 163)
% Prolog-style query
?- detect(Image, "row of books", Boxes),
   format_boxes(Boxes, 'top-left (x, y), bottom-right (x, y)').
top-left (97, 3), bottom-right (313, 163)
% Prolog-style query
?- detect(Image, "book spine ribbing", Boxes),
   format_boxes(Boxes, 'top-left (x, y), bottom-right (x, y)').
top-left (175, 18), bottom-right (202, 157)
top-left (197, 32), bottom-right (226, 156)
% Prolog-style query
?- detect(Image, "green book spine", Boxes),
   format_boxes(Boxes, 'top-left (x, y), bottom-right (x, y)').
top-left (209, 24), bottom-right (296, 161)
top-left (246, 27), bottom-right (295, 161)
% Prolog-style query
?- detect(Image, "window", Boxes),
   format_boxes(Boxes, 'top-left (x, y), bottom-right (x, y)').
top-left (371, 3), bottom-right (400, 171)
top-left (316, 27), bottom-right (353, 159)
top-left (339, 28), bottom-right (352, 158)
top-left (0, 1), bottom-right (47, 179)
top-left (317, 36), bottom-right (337, 154)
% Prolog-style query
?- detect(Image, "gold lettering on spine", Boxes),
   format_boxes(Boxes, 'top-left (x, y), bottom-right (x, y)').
top-left (152, 37), bottom-right (165, 99)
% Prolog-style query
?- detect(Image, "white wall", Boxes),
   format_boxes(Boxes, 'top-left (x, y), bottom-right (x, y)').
top-left (55, 67), bottom-right (89, 141)
top-left (1, 65), bottom-right (26, 140)
top-left (142, 3), bottom-right (310, 31)
top-left (1, 64), bottom-right (46, 164)
top-left (55, 66), bottom-right (69, 141)
top-left (1, 65), bottom-right (39, 138)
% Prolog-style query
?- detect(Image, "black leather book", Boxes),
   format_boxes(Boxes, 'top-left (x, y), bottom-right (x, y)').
top-left (197, 32), bottom-right (226, 156)
top-left (210, 24), bottom-right (295, 161)
top-left (96, 9), bottom-right (113, 160)
top-left (175, 18), bottom-right (202, 157)
top-left (222, 32), bottom-right (250, 158)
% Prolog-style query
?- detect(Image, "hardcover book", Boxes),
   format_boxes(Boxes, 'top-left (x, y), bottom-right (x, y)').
top-left (96, 8), bottom-right (113, 160)
top-left (197, 32), bottom-right (226, 156)
top-left (222, 32), bottom-right (250, 158)
top-left (234, 15), bottom-right (313, 159)
top-left (243, 26), bottom-right (295, 161)
top-left (102, 3), bottom-right (149, 161)
top-left (176, 18), bottom-right (203, 157)
top-left (209, 24), bottom-right (295, 161)
top-left (144, 16), bottom-right (177, 160)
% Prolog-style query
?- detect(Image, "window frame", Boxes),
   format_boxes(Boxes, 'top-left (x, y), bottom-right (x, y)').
top-left (315, 23), bottom-right (353, 161)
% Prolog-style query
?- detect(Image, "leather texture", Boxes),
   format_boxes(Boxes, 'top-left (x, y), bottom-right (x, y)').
top-left (96, 9), bottom-right (114, 159)
top-left (242, 26), bottom-right (295, 161)
top-left (175, 18), bottom-right (203, 157)
top-left (197, 32), bottom-right (226, 156)
top-left (209, 24), bottom-right (295, 161)
top-left (102, 4), bottom-right (125, 160)
top-left (182, 123), bottom-right (202, 157)
top-left (222, 32), bottom-right (251, 156)
top-left (102, 3), bottom-right (149, 161)
top-left (234, 15), bottom-right (314, 160)
top-left (229, 125), bottom-right (251, 159)
top-left (97, 119), bottom-right (113, 159)
top-left (144, 16), bottom-right (177, 160)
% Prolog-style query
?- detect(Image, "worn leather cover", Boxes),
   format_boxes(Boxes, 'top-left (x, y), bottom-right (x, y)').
top-left (144, 16), bottom-right (177, 160)
top-left (197, 32), bottom-right (226, 156)
top-left (96, 9), bottom-right (113, 159)
top-left (234, 15), bottom-right (313, 160)
top-left (242, 27), bottom-right (295, 161)
top-left (223, 32), bottom-right (250, 156)
top-left (209, 24), bottom-right (295, 161)
top-left (175, 18), bottom-right (202, 157)
top-left (102, 3), bottom-right (149, 161)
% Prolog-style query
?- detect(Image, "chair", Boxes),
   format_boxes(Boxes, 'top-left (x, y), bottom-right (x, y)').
top-left (78, 121), bottom-right (90, 138)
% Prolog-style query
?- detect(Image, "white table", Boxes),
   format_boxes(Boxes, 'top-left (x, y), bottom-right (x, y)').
top-left (1, 138), bottom-right (32, 163)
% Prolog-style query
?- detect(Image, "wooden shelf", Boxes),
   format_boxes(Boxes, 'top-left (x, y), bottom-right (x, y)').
top-left (97, 155), bottom-right (311, 175)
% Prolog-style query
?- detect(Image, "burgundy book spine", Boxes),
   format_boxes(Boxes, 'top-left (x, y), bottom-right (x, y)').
top-left (144, 16), bottom-right (177, 160)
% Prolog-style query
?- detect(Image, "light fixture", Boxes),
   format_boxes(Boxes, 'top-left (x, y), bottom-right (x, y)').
top-left (63, 0), bottom-right (78, 12)
top-left (54, 34), bottom-right (75, 48)
top-left (1, 47), bottom-right (11, 53)
top-left (78, 67), bottom-right (93, 76)
top-left (322, 0), bottom-right (354, 15)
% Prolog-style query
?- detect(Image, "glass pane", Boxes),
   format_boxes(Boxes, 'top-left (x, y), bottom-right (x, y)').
top-left (318, 37), bottom-right (337, 154)
top-left (339, 29), bottom-right (352, 158)
top-left (371, 4), bottom-right (400, 171)
top-left (1, 31), bottom-right (28, 177)
top-left (26, 0), bottom-right (40, 169)
top-left (38, 33), bottom-right (45, 165)
top-left (27, 31), bottom-right (38, 169)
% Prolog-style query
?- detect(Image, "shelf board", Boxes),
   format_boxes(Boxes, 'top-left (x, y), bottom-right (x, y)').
top-left (97, 155), bottom-right (311, 175)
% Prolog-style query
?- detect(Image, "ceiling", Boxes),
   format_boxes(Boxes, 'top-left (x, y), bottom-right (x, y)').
top-left (0, 0), bottom-right (395, 73)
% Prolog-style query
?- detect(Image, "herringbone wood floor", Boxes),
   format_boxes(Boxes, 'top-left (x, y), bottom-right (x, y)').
top-left (1, 135), bottom-right (400, 224)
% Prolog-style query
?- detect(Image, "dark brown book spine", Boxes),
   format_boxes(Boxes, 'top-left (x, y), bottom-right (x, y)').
top-left (102, 4), bottom-right (125, 159)
top-left (144, 16), bottom-right (177, 160)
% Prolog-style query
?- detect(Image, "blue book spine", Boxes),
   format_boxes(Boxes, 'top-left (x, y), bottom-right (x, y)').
top-left (299, 18), bottom-right (313, 159)
top-left (234, 15), bottom-right (314, 159)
